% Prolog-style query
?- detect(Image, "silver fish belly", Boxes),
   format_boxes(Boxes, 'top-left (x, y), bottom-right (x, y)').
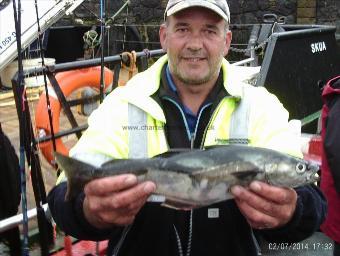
top-left (55, 145), bottom-right (319, 210)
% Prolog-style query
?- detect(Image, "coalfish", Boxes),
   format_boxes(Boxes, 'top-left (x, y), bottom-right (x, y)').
top-left (55, 145), bottom-right (319, 210)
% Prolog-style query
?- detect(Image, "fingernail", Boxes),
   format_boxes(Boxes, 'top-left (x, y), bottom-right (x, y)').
top-left (144, 182), bottom-right (156, 194)
top-left (124, 175), bottom-right (137, 186)
top-left (250, 181), bottom-right (261, 192)
top-left (231, 186), bottom-right (242, 196)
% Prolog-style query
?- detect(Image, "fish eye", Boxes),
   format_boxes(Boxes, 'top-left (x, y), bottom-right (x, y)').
top-left (296, 163), bottom-right (306, 173)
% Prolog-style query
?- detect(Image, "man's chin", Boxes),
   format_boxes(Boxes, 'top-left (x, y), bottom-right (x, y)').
top-left (178, 75), bottom-right (210, 85)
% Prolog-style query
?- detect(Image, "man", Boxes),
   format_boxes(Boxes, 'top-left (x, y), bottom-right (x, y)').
top-left (48, 0), bottom-right (326, 255)
top-left (320, 76), bottom-right (340, 256)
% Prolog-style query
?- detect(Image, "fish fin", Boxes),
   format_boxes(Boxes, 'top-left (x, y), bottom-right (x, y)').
top-left (161, 201), bottom-right (194, 211)
top-left (230, 170), bottom-right (260, 180)
top-left (154, 148), bottom-right (202, 159)
top-left (54, 152), bottom-right (96, 174)
top-left (101, 158), bottom-right (130, 167)
top-left (101, 158), bottom-right (151, 176)
top-left (161, 200), bottom-right (196, 211)
top-left (203, 145), bottom-right (229, 150)
top-left (54, 152), bottom-right (96, 201)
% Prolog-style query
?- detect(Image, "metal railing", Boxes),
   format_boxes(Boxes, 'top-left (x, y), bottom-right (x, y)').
top-left (0, 204), bottom-right (49, 233)
top-left (0, 50), bottom-right (260, 233)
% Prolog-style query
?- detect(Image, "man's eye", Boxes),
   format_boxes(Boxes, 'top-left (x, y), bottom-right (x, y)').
top-left (205, 30), bottom-right (216, 35)
top-left (177, 28), bottom-right (188, 33)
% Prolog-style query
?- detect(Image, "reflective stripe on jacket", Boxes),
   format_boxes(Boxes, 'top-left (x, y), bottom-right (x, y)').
top-left (55, 55), bottom-right (301, 184)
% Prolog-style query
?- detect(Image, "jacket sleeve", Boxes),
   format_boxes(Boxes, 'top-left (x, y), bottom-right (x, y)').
top-left (47, 91), bottom-right (133, 241)
top-left (260, 184), bottom-right (327, 243)
top-left (47, 182), bottom-right (124, 241)
top-left (69, 91), bottom-right (130, 159)
top-left (249, 86), bottom-right (303, 158)
top-left (324, 96), bottom-right (340, 194)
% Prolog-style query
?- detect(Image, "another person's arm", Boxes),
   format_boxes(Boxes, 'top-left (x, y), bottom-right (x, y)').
top-left (324, 96), bottom-right (340, 194)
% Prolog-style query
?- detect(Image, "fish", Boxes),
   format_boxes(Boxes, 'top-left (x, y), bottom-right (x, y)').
top-left (55, 145), bottom-right (319, 210)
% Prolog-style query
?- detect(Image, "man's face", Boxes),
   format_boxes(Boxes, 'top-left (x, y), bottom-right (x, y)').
top-left (160, 7), bottom-right (232, 86)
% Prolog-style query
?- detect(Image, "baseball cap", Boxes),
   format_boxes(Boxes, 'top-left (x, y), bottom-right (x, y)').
top-left (164, 0), bottom-right (230, 23)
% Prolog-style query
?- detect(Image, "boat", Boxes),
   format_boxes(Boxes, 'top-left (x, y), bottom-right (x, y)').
top-left (0, 0), bottom-right (339, 255)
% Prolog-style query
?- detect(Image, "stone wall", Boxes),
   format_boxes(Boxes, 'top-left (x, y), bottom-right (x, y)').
top-left (64, 0), bottom-right (339, 26)
top-left (297, 0), bottom-right (316, 24)
top-left (57, 0), bottom-right (340, 50)
top-left (229, 0), bottom-right (297, 24)
top-left (317, 0), bottom-right (340, 38)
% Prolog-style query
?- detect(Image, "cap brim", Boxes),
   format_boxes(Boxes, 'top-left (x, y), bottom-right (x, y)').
top-left (166, 1), bottom-right (229, 22)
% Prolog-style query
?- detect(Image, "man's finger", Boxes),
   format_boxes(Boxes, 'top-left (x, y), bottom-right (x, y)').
top-left (100, 181), bottom-right (156, 210)
top-left (234, 198), bottom-right (279, 229)
top-left (248, 181), bottom-right (296, 204)
top-left (97, 209), bottom-right (136, 226)
top-left (84, 174), bottom-right (138, 196)
top-left (231, 185), bottom-right (282, 217)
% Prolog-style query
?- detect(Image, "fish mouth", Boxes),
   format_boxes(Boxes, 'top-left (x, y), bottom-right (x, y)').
top-left (307, 163), bottom-right (320, 183)
top-left (309, 172), bottom-right (320, 183)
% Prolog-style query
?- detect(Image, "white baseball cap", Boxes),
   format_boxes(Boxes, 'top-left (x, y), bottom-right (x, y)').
top-left (164, 0), bottom-right (230, 23)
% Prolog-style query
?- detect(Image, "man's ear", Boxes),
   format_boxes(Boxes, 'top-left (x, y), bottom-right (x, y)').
top-left (159, 24), bottom-right (168, 51)
top-left (223, 30), bottom-right (232, 56)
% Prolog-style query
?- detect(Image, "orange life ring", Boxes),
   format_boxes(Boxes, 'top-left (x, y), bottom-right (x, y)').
top-left (35, 66), bottom-right (114, 167)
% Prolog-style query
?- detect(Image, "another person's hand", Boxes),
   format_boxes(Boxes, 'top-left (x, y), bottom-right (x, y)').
top-left (231, 181), bottom-right (297, 230)
top-left (83, 174), bottom-right (156, 229)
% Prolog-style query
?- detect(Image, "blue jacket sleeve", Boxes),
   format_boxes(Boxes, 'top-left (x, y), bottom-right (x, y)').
top-left (47, 182), bottom-right (124, 241)
top-left (260, 184), bottom-right (327, 242)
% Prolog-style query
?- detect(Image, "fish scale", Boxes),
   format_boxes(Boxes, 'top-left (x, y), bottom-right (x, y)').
top-left (55, 145), bottom-right (319, 210)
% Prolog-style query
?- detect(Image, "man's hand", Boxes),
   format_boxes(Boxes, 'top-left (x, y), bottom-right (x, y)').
top-left (231, 181), bottom-right (297, 230)
top-left (83, 174), bottom-right (156, 229)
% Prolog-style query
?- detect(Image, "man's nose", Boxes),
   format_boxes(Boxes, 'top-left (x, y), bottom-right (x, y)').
top-left (186, 33), bottom-right (203, 51)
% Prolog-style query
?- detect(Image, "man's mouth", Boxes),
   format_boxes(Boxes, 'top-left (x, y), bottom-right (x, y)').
top-left (182, 57), bottom-right (206, 62)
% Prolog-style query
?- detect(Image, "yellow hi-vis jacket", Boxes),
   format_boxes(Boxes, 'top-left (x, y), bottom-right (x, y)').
top-left (57, 55), bottom-right (302, 184)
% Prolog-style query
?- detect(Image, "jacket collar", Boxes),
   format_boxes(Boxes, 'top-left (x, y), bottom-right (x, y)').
top-left (114, 54), bottom-right (259, 122)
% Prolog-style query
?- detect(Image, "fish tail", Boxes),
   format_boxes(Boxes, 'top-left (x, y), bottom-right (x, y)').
top-left (54, 152), bottom-right (96, 201)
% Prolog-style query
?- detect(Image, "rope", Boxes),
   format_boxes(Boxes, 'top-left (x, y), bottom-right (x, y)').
top-left (83, 29), bottom-right (101, 49)
top-left (121, 51), bottom-right (136, 72)
top-left (173, 210), bottom-right (193, 256)
top-left (11, 0), bottom-right (29, 253)
top-left (229, 22), bottom-right (278, 54)
top-left (99, 0), bottom-right (106, 103)
top-left (33, 0), bottom-right (57, 156)
top-left (122, 4), bottom-right (129, 51)
top-left (31, 0), bottom-right (56, 254)
top-left (105, 0), bottom-right (130, 26)
top-left (229, 35), bottom-right (271, 54)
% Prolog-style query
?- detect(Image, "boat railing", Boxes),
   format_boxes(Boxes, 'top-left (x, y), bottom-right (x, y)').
top-left (0, 204), bottom-right (49, 234)
top-left (0, 53), bottom-right (259, 236)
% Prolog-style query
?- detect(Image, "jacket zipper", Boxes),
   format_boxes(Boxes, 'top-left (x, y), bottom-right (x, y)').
top-left (112, 225), bottom-right (132, 256)
top-left (163, 96), bottom-right (212, 146)
top-left (250, 228), bottom-right (262, 256)
top-left (163, 97), bottom-right (213, 256)
top-left (198, 96), bottom-right (262, 256)
top-left (162, 96), bottom-right (192, 141)
top-left (199, 96), bottom-right (232, 149)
